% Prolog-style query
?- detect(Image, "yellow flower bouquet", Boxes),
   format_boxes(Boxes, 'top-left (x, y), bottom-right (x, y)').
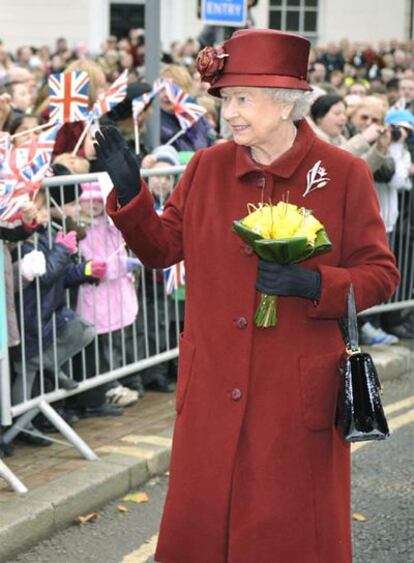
top-left (233, 201), bottom-right (332, 328)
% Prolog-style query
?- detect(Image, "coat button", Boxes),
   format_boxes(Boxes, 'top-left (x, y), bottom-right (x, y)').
top-left (244, 245), bottom-right (253, 256)
top-left (256, 175), bottom-right (266, 188)
top-left (236, 317), bottom-right (248, 329)
top-left (231, 388), bottom-right (242, 401)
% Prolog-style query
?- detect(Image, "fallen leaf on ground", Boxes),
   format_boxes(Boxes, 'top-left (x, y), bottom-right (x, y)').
top-left (75, 512), bottom-right (98, 525)
top-left (117, 505), bottom-right (128, 513)
top-left (352, 512), bottom-right (367, 522)
top-left (122, 491), bottom-right (149, 503)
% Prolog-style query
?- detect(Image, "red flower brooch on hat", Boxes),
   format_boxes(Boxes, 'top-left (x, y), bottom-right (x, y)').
top-left (196, 46), bottom-right (228, 83)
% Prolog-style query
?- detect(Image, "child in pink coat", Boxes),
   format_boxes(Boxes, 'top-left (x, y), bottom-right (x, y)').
top-left (75, 182), bottom-right (140, 404)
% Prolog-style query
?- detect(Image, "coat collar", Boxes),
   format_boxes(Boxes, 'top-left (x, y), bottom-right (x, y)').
top-left (235, 119), bottom-right (317, 180)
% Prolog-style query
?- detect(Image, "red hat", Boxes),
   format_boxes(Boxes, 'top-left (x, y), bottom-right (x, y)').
top-left (196, 29), bottom-right (311, 98)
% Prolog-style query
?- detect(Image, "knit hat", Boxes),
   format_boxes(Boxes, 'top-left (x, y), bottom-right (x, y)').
top-left (152, 145), bottom-right (180, 167)
top-left (49, 163), bottom-right (78, 206)
top-left (385, 109), bottom-right (414, 131)
top-left (80, 182), bottom-right (103, 202)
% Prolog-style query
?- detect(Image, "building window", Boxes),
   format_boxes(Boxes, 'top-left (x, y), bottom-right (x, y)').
top-left (110, 2), bottom-right (145, 39)
top-left (269, 0), bottom-right (319, 37)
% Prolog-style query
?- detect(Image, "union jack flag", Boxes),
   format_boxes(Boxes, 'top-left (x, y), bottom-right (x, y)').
top-left (132, 92), bottom-right (154, 123)
top-left (163, 80), bottom-right (191, 112)
top-left (20, 151), bottom-right (51, 184)
top-left (0, 125), bottom-right (58, 222)
top-left (48, 71), bottom-right (90, 124)
top-left (163, 80), bottom-right (206, 131)
top-left (92, 69), bottom-right (128, 119)
top-left (2, 124), bottom-right (59, 182)
top-left (0, 178), bottom-right (38, 223)
top-left (175, 102), bottom-right (207, 131)
top-left (132, 78), bottom-right (166, 123)
top-left (164, 261), bottom-right (185, 295)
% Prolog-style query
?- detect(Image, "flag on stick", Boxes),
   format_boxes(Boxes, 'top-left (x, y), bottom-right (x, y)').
top-left (92, 69), bottom-right (128, 119)
top-left (164, 261), bottom-right (186, 295)
top-left (0, 178), bottom-right (38, 223)
top-left (174, 102), bottom-right (207, 131)
top-left (48, 71), bottom-right (90, 124)
top-left (0, 124), bottom-right (59, 222)
top-left (162, 80), bottom-right (207, 141)
top-left (132, 78), bottom-right (166, 122)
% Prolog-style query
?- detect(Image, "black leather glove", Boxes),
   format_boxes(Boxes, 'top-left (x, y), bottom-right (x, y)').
top-left (94, 126), bottom-right (141, 206)
top-left (256, 260), bottom-right (321, 301)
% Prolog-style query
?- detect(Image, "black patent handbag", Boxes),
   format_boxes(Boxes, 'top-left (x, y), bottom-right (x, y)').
top-left (337, 286), bottom-right (390, 443)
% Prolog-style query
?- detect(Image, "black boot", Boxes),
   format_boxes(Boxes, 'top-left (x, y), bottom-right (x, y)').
top-left (0, 438), bottom-right (14, 457)
top-left (58, 372), bottom-right (79, 390)
top-left (148, 376), bottom-right (176, 393)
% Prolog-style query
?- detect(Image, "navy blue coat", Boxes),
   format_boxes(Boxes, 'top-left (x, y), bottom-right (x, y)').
top-left (160, 110), bottom-right (214, 152)
top-left (16, 228), bottom-right (91, 360)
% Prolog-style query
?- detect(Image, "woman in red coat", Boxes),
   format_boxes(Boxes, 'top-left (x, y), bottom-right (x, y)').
top-left (95, 30), bottom-right (399, 563)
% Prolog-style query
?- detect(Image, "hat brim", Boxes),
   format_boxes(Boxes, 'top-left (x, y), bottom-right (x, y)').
top-left (397, 122), bottom-right (414, 131)
top-left (208, 73), bottom-right (312, 98)
top-left (156, 156), bottom-right (178, 166)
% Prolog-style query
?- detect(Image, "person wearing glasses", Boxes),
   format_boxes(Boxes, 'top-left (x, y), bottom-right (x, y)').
top-left (310, 94), bottom-right (392, 174)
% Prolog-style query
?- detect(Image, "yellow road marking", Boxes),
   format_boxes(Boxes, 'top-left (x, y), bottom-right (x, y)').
top-left (352, 406), bottom-right (414, 452)
top-left (384, 395), bottom-right (414, 416)
top-left (121, 435), bottom-right (172, 447)
top-left (96, 445), bottom-right (156, 459)
top-left (120, 533), bottom-right (158, 562)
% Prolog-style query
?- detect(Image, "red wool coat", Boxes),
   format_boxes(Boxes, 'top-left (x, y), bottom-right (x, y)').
top-left (107, 120), bottom-right (399, 563)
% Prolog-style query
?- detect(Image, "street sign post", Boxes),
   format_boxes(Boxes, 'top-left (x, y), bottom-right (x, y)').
top-left (145, 0), bottom-right (161, 149)
top-left (201, 0), bottom-right (247, 27)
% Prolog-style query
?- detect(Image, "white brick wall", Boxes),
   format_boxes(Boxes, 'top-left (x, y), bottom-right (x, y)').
top-left (0, 0), bottom-right (89, 51)
top-left (319, 0), bottom-right (407, 44)
top-left (0, 0), bottom-right (410, 55)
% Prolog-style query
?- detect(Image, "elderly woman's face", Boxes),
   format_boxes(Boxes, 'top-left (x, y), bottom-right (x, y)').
top-left (221, 87), bottom-right (287, 149)
top-left (351, 105), bottom-right (383, 131)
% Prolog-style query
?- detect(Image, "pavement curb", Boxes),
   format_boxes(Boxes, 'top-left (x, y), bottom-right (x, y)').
top-left (365, 342), bottom-right (414, 383)
top-left (0, 430), bottom-right (173, 563)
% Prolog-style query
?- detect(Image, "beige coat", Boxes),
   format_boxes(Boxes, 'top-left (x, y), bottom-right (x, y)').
top-left (308, 118), bottom-right (387, 173)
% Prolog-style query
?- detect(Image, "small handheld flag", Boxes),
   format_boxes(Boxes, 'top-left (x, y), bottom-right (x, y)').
top-left (49, 71), bottom-right (90, 124)
top-left (132, 78), bottom-right (166, 122)
top-left (92, 69), bottom-right (128, 119)
top-left (164, 261), bottom-right (186, 295)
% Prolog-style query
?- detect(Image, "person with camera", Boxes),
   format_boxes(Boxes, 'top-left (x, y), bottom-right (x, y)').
top-left (309, 94), bottom-right (392, 174)
top-left (377, 109), bottom-right (414, 239)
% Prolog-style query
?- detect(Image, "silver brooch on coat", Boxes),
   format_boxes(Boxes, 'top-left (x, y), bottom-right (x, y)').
top-left (303, 160), bottom-right (330, 198)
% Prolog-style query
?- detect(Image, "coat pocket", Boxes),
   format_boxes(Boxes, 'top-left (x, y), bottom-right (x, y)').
top-left (175, 333), bottom-right (196, 415)
top-left (299, 351), bottom-right (342, 432)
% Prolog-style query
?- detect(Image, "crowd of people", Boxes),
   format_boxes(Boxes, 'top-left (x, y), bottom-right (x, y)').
top-left (1, 26), bottom-right (414, 458)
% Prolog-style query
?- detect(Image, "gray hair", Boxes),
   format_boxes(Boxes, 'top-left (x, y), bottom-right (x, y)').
top-left (263, 88), bottom-right (313, 121)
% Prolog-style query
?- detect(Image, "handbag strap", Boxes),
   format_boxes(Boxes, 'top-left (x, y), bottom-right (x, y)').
top-left (339, 285), bottom-right (360, 353)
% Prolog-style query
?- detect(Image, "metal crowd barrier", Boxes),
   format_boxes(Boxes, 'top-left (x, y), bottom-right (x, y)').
top-left (361, 186), bottom-right (414, 315)
top-left (0, 165), bottom-right (185, 492)
top-left (1, 167), bottom-right (414, 492)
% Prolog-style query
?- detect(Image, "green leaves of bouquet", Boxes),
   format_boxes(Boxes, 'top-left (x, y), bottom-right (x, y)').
top-left (233, 201), bottom-right (332, 327)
